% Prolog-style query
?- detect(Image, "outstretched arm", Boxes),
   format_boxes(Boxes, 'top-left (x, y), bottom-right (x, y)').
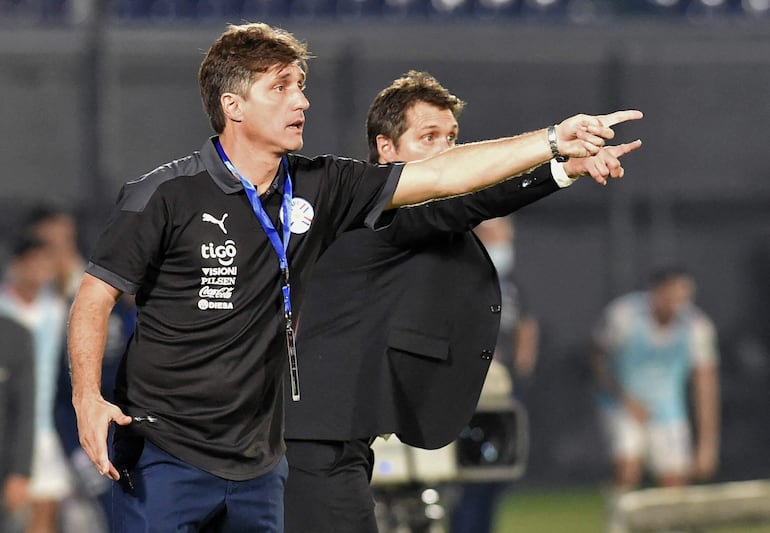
top-left (379, 139), bottom-right (643, 246)
top-left (389, 110), bottom-right (643, 208)
top-left (69, 273), bottom-right (133, 481)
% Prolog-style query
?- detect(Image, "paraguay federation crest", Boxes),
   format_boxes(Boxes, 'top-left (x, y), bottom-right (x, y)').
top-left (280, 197), bottom-right (315, 234)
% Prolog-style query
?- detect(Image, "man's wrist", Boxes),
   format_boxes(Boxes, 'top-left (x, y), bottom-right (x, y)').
top-left (547, 124), bottom-right (569, 163)
top-left (550, 159), bottom-right (579, 188)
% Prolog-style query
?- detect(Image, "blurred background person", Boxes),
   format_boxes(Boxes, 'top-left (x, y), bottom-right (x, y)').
top-left (0, 315), bottom-right (36, 533)
top-left (24, 204), bottom-right (136, 532)
top-left (0, 233), bottom-right (70, 533)
top-left (23, 206), bottom-right (84, 300)
top-left (590, 265), bottom-right (720, 529)
top-left (450, 215), bottom-right (540, 533)
top-left (475, 216), bottom-right (540, 397)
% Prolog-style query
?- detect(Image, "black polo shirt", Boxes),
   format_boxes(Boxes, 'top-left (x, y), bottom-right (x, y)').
top-left (86, 137), bottom-right (401, 480)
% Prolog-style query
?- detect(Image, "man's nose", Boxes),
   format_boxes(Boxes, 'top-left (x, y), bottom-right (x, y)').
top-left (295, 89), bottom-right (310, 110)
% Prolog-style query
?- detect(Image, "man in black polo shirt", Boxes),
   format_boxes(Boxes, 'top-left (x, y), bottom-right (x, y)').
top-left (67, 22), bottom-right (642, 532)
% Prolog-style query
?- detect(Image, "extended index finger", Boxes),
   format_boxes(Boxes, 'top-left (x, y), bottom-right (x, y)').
top-left (606, 139), bottom-right (643, 157)
top-left (598, 110), bottom-right (644, 127)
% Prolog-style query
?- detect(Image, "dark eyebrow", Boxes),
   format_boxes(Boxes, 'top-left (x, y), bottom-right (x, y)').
top-left (275, 67), bottom-right (306, 85)
top-left (417, 123), bottom-right (459, 134)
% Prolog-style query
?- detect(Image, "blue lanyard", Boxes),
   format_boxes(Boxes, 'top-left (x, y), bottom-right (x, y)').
top-left (215, 139), bottom-right (301, 400)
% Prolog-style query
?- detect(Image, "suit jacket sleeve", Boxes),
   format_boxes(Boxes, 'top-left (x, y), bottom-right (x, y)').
top-left (376, 163), bottom-right (561, 246)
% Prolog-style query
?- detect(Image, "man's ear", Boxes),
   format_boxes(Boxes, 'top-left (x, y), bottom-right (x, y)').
top-left (376, 134), bottom-right (397, 163)
top-left (221, 93), bottom-right (243, 124)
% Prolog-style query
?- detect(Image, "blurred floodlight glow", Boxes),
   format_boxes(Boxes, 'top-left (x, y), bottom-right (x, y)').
top-left (479, 0), bottom-right (516, 8)
top-left (432, 0), bottom-right (467, 11)
top-left (651, 0), bottom-right (681, 7)
top-left (743, 0), bottom-right (770, 13)
top-left (699, 0), bottom-right (726, 7)
top-left (526, 0), bottom-right (561, 9)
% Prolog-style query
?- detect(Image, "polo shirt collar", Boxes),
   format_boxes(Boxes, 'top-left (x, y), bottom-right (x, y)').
top-left (201, 136), bottom-right (285, 198)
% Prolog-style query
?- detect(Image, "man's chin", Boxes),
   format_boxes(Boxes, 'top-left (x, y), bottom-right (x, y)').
top-left (288, 139), bottom-right (304, 152)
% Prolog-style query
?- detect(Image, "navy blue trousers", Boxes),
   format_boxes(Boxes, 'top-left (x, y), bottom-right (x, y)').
top-left (112, 439), bottom-right (288, 533)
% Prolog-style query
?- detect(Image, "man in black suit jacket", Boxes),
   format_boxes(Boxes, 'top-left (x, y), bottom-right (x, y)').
top-left (284, 71), bottom-right (642, 533)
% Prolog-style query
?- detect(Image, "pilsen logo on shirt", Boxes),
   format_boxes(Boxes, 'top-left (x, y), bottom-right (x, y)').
top-left (279, 197), bottom-right (314, 235)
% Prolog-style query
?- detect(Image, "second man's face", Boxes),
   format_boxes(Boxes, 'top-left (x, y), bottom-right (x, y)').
top-left (381, 101), bottom-right (458, 164)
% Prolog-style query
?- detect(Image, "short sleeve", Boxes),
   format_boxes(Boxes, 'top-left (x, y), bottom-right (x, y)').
top-left (593, 296), bottom-right (633, 354)
top-left (289, 155), bottom-right (402, 241)
top-left (689, 311), bottom-right (719, 367)
top-left (86, 182), bottom-right (170, 294)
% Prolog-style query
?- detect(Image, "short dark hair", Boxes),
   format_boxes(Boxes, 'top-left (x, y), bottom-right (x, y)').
top-left (648, 263), bottom-right (692, 287)
top-left (22, 203), bottom-right (74, 229)
top-left (199, 22), bottom-right (311, 134)
top-left (366, 70), bottom-right (465, 164)
top-left (10, 233), bottom-right (47, 259)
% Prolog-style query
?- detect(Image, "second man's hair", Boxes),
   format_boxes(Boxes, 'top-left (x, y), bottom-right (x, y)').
top-left (366, 70), bottom-right (465, 163)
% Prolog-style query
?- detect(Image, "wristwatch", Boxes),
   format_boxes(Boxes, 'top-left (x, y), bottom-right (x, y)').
top-left (547, 124), bottom-right (569, 163)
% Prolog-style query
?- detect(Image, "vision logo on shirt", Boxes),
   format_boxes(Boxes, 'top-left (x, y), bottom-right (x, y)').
top-left (202, 212), bottom-right (229, 234)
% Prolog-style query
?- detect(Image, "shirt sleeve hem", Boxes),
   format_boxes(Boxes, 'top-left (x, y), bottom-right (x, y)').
top-left (85, 262), bottom-right (140, 295)
top-left (364, 163), bottom-right (404, 229)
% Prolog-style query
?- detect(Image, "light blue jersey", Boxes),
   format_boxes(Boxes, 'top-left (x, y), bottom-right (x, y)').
top-left (0, 285), bottom-right (66, 434)
top-left (595, 292), bottom-right (717, 424)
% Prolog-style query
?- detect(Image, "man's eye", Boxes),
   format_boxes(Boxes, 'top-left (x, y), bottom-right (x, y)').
top-left (423, 134), bottom-right (434, 142)
top-left (275, 85), bottom-right (284, 92)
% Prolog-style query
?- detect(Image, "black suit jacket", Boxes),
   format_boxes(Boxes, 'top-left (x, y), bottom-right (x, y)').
top-left (284, 164), bottom-right (561, 449)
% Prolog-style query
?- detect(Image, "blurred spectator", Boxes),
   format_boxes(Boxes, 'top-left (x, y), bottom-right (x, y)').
top-left (0, 233), bottom-right (70, 533)
top-left (0, 315), bottom-right (36, 533)
top-left (25, 204), bottom-right (136, 532)
top-left (590, 265), bottom-right (720, 528)
top-left (474, 216), bottom-right (540, 395)
top-left (23, 205), bottom-right (84, 299)
top-left (450, 215), bottom-right (539, 533)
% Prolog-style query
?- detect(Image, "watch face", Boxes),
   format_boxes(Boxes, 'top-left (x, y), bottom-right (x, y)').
top-left (547, 124), bottom-right (564, 161)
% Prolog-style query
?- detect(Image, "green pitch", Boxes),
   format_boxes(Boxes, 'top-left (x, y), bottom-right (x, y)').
top-left (493, 488), bottom-right (770, 533)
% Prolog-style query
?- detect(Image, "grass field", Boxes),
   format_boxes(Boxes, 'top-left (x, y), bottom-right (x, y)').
top-left (492, 487), bottom-right (770, 533)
